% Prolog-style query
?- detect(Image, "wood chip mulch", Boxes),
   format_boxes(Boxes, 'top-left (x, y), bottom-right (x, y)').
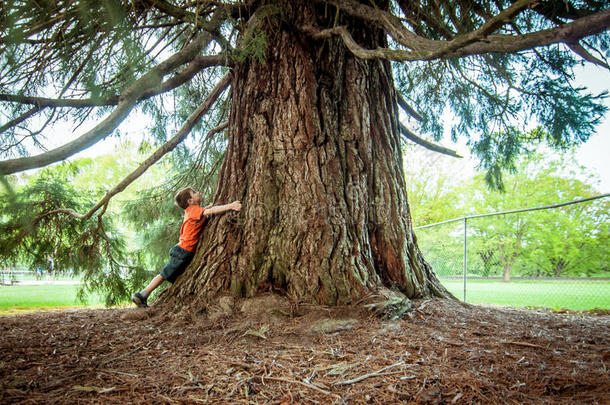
top-left (0, 298), bottom-right (608, 404)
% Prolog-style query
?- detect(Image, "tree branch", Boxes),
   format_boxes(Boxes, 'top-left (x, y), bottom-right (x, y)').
top-left (396, 0), bottom-right (456, 40)
top-left (0, 54), bottom-right (228, 110)
top-left (311, 26), bottom-right (420, 61)
top-left (312, 1), bottom-right (610, 62)
top-left (399, 123), bottom-right (462, 158)
top-left (424, 0), bottom-right (533, 60)
top-left (0, 94), bottom-right (118, 108)
top-left (316, 0), bottom-right (436, 53)
top-left (146, 0), bottom-right (235, 49)
top-left (567, 41), bottom-right (610, 70)
top-left (148, 0), bottom-right (248, 23)
top-left (0, 24), bottom-right (224, 176)
top-left (43, 73), bottom-right (231, 221)
top-left (396, 93), bottom-right (423, 122)
top-left (451, 9), bottom-right (610, 59)
top-left (149, 54), bottom-right (230, 96)
top-left (0, 93), bottom-right (140, 176)
top-left (0, 106), bottom-right (43, 135)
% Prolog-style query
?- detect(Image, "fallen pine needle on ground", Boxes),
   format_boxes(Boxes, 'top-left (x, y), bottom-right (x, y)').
top-left (0, 298), bottom-right (608, 404)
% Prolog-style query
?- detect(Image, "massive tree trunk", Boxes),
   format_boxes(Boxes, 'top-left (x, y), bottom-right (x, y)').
top-left (160, 1), bottom-right (450, 311)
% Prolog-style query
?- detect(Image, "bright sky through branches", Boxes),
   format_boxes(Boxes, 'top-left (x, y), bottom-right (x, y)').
top-left (16, 63), bottom-right (609, 193)
top-left (572, 65), bottom-right (610, 192)
top-left (400, 63), bottom-right (610, 193)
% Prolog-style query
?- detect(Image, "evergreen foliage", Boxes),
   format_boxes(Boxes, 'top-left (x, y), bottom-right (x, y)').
top-left (1, 1), bottom-right (607, 176)
top-left (0, 164), bottom-right (147, 305)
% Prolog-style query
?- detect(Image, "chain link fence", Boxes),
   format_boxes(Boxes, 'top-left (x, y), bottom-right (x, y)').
top-left (415, 194), bottom-right (610, 310)
top-left (0, 268), bottom-right (78, 285)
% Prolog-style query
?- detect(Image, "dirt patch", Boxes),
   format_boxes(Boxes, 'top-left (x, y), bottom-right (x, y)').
top-left (0, 298), bottom-right (608, 404)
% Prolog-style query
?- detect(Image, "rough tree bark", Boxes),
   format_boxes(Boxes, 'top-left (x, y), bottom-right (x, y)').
top-left (160, 1), bottom-right (451, 311)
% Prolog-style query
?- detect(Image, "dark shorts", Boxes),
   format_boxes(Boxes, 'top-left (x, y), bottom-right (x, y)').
top-left (160, 245), bottom-right (195, 283)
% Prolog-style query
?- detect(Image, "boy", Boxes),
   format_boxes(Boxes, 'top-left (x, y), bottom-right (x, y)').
top-left (131, 187), bottom-right (241, 307)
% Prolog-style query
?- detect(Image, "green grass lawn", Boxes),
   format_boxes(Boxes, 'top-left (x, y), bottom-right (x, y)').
top-left (0, 284), bottom-right (105, 314)
top-left (1, 279), bottom-right (608, 313)
top-left (441, 279), bottom-right (610, 310)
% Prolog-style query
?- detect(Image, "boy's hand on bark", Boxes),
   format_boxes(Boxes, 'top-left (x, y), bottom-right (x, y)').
top-left (202, 201), bottom-right (241, 216)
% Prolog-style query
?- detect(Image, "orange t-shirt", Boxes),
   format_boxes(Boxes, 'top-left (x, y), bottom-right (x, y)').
top-left (177, 205), bottom-right (207, 252)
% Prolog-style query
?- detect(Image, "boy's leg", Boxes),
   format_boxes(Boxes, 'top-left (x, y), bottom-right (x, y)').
top-left (131, 275), bottom-right (166, 308)
top-left (160, 246), bottom-right (194, 283)
top-left (131, 246), bottom-right (192, 307)
top-left (144, 274), bottom-right (165, 294)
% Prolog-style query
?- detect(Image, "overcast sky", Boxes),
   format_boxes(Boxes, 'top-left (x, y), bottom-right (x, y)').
top-left (572, 65), bottom-right (610, 192)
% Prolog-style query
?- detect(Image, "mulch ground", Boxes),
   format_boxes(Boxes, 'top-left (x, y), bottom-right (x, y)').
top-left (0, 297), bottom-right (608, 404)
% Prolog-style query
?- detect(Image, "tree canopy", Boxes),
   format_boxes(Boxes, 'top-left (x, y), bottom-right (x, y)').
top-left (1, 1), bottom-right (608, 185)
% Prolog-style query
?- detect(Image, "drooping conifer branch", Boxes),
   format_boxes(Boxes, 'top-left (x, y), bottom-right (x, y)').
top-left (395, 93), bottom-right (459, 158)
top-left (396, 93), bottom-right (423, 122)
top-left (0, 106), bottom-right (42, 136)
top-left (0, 83), bottom-right (141, 175)
top-left (0, 95), bottom-right (119, 108)
top-left (0, 26), bottom-right (223, 175)
top-left (146, 0), bottom-right (246, 25)
top-left (566, 42), bottom-right (610, 70)
top-left (451, 10), bottom-right (610, 59)
top-left (399, 123), bottom-right (462, 158)
top-left (0, 54), bottom-right (227, 111)
top-left (42, 73), bottom-right (231, 221)
top-left (316, 0), bottom-right (434, 52)
top-left (423, 0), bottom-right (533, 59)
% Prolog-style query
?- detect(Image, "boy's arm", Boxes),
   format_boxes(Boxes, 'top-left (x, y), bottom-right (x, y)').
top-left (203, 201), bottom-right (242, 216)
top-left (199, 204), bottom-right (213, 221)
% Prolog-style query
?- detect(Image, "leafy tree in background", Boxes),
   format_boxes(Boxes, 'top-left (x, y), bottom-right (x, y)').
top-left (407, 152), bottom-right (608, 279)
top-left (0, 1), bottom-right (609, 309)
top-left (403, 149), bottom-right (468, 277)
top-left (463, 153), bottom-right (608, 280)
top-left (516, 161), bottom-right (609, 277)
top-left (526, 204), bottom-right (609, 277)
top-left (404, 149), bottom-right (468, 226)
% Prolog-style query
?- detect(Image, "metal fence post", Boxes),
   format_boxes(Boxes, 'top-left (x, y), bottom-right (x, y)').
top-left (463, 217), bottom-right (467, 302)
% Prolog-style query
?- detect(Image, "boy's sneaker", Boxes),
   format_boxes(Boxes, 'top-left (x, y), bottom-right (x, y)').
top-left (131, 292), bottom-right (148, 308)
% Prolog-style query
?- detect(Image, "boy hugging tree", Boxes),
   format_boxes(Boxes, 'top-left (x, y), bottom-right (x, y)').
top-left (131, 187), bottom-right (242, 307)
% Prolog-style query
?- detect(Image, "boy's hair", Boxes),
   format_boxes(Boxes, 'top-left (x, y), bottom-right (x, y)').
top-left (174, 187), bottom-right (194, 210)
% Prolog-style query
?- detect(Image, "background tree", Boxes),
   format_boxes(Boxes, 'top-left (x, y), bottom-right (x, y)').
top-left (526, 206), bottom-right (609, 277)
top-left (403, 149), bottom-right (468, 226)
top-left (403, 149), bottom-right (468, 277)
top-left (0, 1), bottom-right (609, 309)
top-left (464, 153), bottom-right (609, 280)
top-left (410, 152), bottom-right (609, 280)
top-left (514, 157), bottom-right (609, 278)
